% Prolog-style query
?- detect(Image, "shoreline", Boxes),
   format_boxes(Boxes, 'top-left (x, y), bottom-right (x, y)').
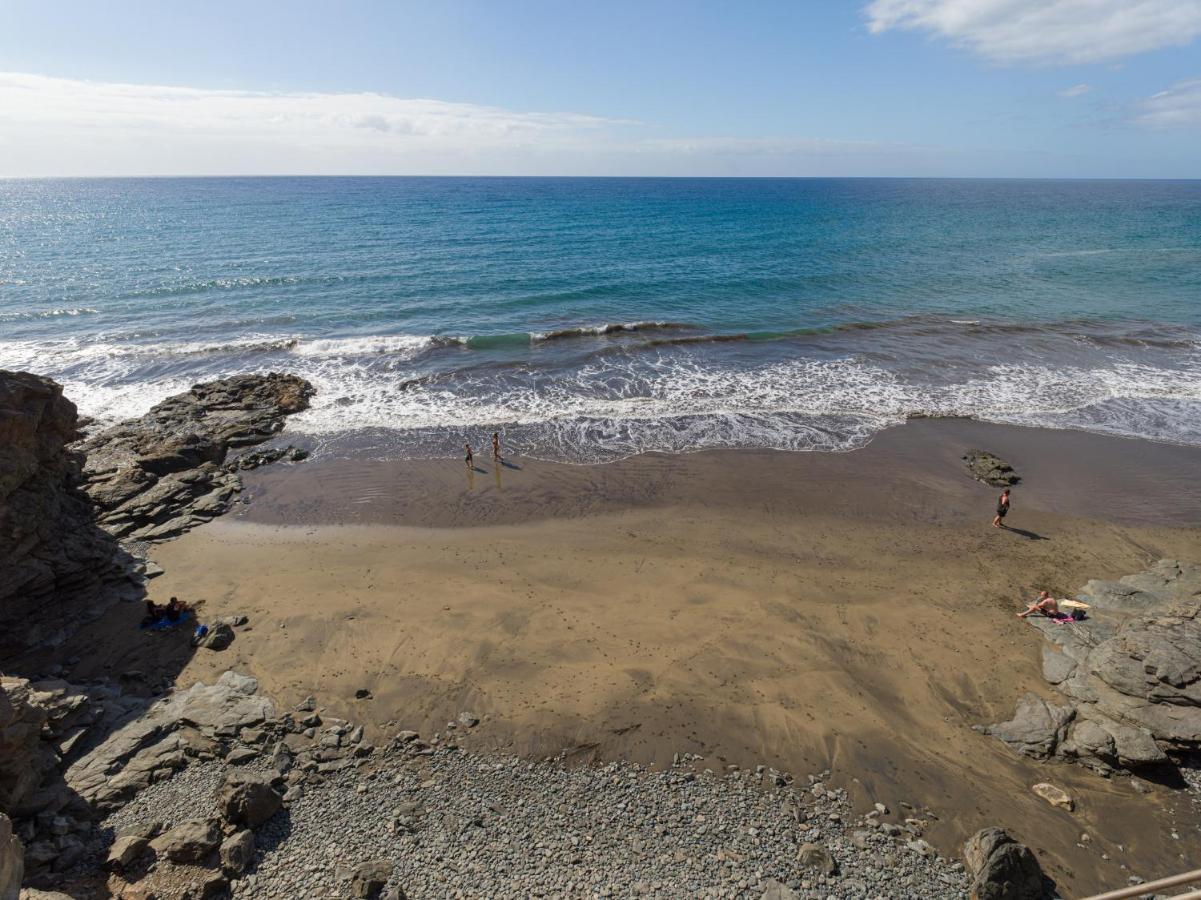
top-left (44, 418), bottom-right (1201, 895)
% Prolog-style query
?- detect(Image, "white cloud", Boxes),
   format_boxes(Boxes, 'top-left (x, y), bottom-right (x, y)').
top-left (0, 71), bottom-right (922, 177)
top-left (865, 0), bottom-right (1201, 65)
top-left (1058, 83), bottom-right (1093, 98)
top-left (1134, 78), bottom-right (1201, 126)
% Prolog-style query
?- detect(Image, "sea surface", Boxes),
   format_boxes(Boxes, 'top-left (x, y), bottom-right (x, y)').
top-left (1, 177), bottom-right (1199, 462)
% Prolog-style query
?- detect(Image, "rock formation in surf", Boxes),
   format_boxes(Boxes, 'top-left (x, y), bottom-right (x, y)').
top-left (78, 372), bottom-right (314, 542)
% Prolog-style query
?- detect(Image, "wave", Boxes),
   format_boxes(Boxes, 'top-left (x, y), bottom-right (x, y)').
top-left (0, 306), bottom-right (99, 322)
top-left (531, 321), bottom-right (693, 342)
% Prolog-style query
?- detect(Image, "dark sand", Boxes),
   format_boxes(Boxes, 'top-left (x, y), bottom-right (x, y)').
top-left (60, 419), bottom-right (1201, 895)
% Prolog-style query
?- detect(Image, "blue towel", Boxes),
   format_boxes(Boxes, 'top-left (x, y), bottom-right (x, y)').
top-left (141, 610), bottom-right (193, 631)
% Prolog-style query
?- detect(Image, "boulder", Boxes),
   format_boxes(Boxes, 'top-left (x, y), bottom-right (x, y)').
top-left (349, 859), bottom-right (395, 899)
top-left (79, 373), bottom-right (314, 541)
top-left (760, 880), bottom-right (799, 900)
top-left (219, 829), bottom-right (255, 874)
top-left (980, 694), bottom-right (1073, 759)
top-left (1, 814), bottom-right (22, 900)
top-left (1031, 783), bottom-right (1073, 811)
top-left (200, 623), bottom-right (235, 652)
top-left (962, 450), bottom-right (1019, 487)
top-left (796, 842), bottom-right (837, 875)
top-left (104, 834), bottom-right (150, 872)
top-left (149, 818), bottom-right (222, 863)
top-left (216, 771), bottom-right (282, 828)
top-left (963, 828), bottom-right (1050, 900)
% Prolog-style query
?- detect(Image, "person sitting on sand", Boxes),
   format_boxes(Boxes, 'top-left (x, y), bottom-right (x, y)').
top-left (992, 488), bottom-right (1011, 529)
top-left (1017, 590), bottom-right (1059, 619)
top-left (141, 599), bottom-right (161, 627)
top-left (164, 596), bottom-right (191, 622)
top-left (464, 443), bottom-right (474, 469)
top-left (492, 431), bottom-right (501, 460)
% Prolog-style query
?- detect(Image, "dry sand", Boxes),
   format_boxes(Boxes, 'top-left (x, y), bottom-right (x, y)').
top-left (68, 420), bottom-right (1201, 894)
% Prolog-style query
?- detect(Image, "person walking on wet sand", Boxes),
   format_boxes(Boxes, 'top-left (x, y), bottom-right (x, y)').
top-left (992, 488), bottom-right (1011, 528)
top-left (464, 443), bottom-right (474, 469)
top-left (492, 431), bottom-right (501, 461)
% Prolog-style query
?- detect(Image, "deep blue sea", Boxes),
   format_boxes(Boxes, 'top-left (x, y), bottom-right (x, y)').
top-left (1, 177), bottom-right (1199, 461)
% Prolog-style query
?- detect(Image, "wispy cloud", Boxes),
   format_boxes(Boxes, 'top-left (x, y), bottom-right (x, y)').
top-left (1134, 78), bottom-right (1201, 127)
top-left (1058, 83), bottom-right (1092, 98)
top-left (864, 0), bottom-right (1201, 65)
top-left (0, 72), bottom-right (921, 177)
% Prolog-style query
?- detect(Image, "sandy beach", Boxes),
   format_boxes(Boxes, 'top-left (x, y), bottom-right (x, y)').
top-left (49, 419), bottom-right (1201, 895)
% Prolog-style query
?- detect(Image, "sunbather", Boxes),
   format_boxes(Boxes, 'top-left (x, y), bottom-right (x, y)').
top-left (1017, 590), bottom-right (1059, 619)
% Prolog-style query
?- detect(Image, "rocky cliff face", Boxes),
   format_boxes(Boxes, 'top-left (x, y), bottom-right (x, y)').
top-left (0, 371), bottom-right (123, 659)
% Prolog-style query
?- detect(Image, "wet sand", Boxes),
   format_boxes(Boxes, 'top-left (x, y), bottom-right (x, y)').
top-left (78, 420), bottom-right (1201, 894)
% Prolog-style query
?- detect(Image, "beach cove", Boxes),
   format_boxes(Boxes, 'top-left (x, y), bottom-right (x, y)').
top-left (48, 417), bottom-right (1197, 896)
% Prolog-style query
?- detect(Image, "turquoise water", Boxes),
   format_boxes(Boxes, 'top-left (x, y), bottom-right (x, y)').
top-left (1, 177), bottom-right (1199, 460)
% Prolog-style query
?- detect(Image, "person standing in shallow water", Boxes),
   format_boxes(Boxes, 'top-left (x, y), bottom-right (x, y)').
top-left (993, 488), bottom-right (1011, 528)
top-left (464, 443), bottom-right (474, 469)
top-left (492, 431), bottom-right (501, 461)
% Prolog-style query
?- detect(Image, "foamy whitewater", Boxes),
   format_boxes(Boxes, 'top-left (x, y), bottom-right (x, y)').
top-left (1, 177), bottom-right (1199, 462)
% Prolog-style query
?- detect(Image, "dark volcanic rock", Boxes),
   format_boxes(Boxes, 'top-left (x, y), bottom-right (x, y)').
top-left (963, 828), bottom-right (1051, 900)
top-left (986, 560), bottom-right (1200, 774)
top-left (79, 373), bottom-right (314, 541)
top-left (216, 771), bottom-right (282, 828)
top-left (0, 371), bottom-right (125, 658)
top-left (961, 450), bottom-right (1020, 487)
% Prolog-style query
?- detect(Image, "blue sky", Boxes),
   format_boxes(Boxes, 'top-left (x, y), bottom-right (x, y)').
top-left (1, 0), bottom-right (1199, 177)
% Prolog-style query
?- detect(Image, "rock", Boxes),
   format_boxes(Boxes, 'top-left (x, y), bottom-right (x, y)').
top-left (962, 450), bottom-right (1020, 487)
top-left (149, 817), bottom-right (222, 863)
top-left (963, 827), bottom-right (1050, 899)
top-left (987, 560), bottom-right (1201, 776)
top-left (104, 834), bottom-right (149, 872)
top-left (216, 771), bottom-right (282, 828)
top-left (457, 711), bottom-right (480, 728)
top-left (354, 689), bottom-right (372, 700)
top-left (200, 623), bottom-right (235, 651)
top-left (219, 829), bottom-right (255, 874)
top-left (349, 858), bottom-right (395, 899)
top-left (796, 842), bottom-right (836, 875)
top-left (1031, 783), bottom-right (1074, 811)
top-left (0, 372), bottom-right (124, 660)
top-left (224, 747), bottom-right (258, 765)
top-left (981, 694), bottom-right (1074, 759)
top-left (66, 670), bottom-right (273, 811)
top-left (296, 696), bottom-right (316, 712)
top-left (78, 373), bottom-right (314, 541)
top-left (1, 813), bottom-right (23, 900)
top-left (760, 879), bottom-right (800, 900)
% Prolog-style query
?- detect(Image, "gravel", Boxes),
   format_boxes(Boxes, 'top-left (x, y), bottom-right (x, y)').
top-left (104, 749), bottom-right (969, 899)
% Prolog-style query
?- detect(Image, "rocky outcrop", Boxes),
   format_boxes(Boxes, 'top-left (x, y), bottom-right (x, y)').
top-left (984, 560), bottom-right (1201, 774)
top-left (963, 828), bottom-right (1050, 900)
top-left (0, 813), bottom-right (21, 900)
top-left (78, 373), bottom-right (313, 542)
top-left (962, 450), bottom-right (1019, 487)
top-left (0, 371), bottom-right (125, 658)
top-left (66, 672), bottom-right (274, 812)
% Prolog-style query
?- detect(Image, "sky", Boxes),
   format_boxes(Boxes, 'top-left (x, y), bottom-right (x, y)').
top-left (0, 0), bottom-right (1199, 178)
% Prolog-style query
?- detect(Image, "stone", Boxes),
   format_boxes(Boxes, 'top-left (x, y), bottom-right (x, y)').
top-left (149, 818), bottom-right (222, 863)
top-left (296, 696), bottom-right (316, 712)
top-left (216, 771), bottom-right (282, 828)
top-left (962, 450), bottom-right (1019, 487)
top-left (1, 813), bottom-right (22, 900)
top-left (200, 623), bottom-right (235, 651)
top-left (963, 827), bottom-right (1050, 899)
top-left (796, 842), bottom-right (836, 876)
top-left (760, 879), bottom-right (800, 900)
top-left (981, 694), bottom-right (1074, 759)
top-left (349, 858), bottom-right (395, 899)
top-left (457, 711), bottom-right (480, 728)
top-left (104, 834), bottom-right (149, 872)
top-left (1031, 783), bottom-right (1073, 811)
top-left (224, 746), bottom-right (258, 765)
top-left (219, 829), bottom-right (255, 874)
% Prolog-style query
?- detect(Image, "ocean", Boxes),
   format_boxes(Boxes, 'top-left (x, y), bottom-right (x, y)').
top-left (1, 176), bottom-right (1199, 462)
